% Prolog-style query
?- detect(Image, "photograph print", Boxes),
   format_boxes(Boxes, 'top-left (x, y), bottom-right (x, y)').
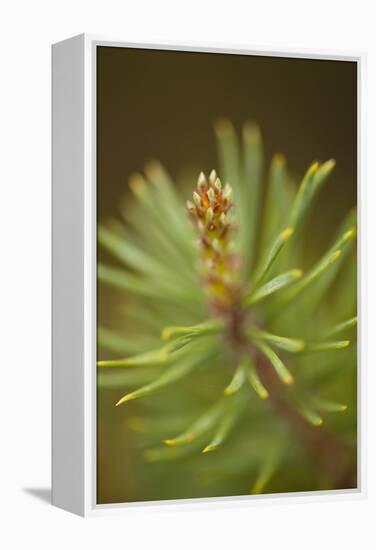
top-left (96, 46), bottom-right (358, 505)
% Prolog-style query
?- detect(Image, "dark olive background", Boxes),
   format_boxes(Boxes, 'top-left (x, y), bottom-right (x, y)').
top-left (96, 46), bottom-right (357, 504)
top-left (97, 46), bottom-right (357, 238)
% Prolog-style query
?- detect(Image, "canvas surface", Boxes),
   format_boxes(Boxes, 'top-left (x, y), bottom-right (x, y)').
top-left (96, 46), bottom-right (358, 505)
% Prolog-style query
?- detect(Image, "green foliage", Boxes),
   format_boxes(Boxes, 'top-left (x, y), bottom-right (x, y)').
top-left (97, 119), bottom-right (357, 502)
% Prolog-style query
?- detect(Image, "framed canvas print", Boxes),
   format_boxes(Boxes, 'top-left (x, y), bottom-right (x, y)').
top-left (52, 34), bottom-right (364, 516)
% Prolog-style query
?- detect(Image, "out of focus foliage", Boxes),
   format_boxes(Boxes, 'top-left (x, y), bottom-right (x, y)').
top-left (97, 120), bottom-right (357, 504)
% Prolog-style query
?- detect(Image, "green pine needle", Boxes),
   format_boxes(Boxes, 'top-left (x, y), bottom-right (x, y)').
top-left (97, 118), bottom-right (357, 498)
top-left (254, 340), bottom-right (294, 385)
top-left (246, 269), bottom-right (303, 305)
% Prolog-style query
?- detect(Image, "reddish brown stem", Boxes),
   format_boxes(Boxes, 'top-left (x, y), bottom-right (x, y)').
top-left (253, 353), bottom-right (356, 489)
top-left (226, 308), bottom-right (356, 490)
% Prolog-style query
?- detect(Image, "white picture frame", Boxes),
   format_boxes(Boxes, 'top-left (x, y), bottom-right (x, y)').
top-left (52, 34), bottom-right (366, 517)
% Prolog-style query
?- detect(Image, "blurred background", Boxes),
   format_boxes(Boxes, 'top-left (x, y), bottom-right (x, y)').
top-left (97, 46), bottom-right (357, 504)
top-left (97, 47), bottom-right (357, 231)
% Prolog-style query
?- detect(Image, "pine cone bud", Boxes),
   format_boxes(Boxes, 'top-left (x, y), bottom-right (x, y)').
top-left (187, 171), bottom-right (242, 315)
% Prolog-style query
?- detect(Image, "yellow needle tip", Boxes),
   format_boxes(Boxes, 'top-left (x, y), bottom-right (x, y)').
top-left (115, 395), bottom-right (131, 407)
top-left (128, 173), bottom-right (146, 194)
top-left (284, 374), bottom-right (294, 385)
top-left (163, 439), bottom-right (177, 446)
top-left (281, 227), bottom-right (294, 241)
top-left (292, 269), bottom-right (303, 279)
top-left (202, 445), bottom-right (216, 454)
top-left (344, 228), bottom-right (357, 240)
top-left (259, 389), bottom-right (269, 400)
top-left (251, 481), bottom-right (265, 495)
top-left (339, 340), bottom-right (351, 349)
top-left (321, 159), bottom-right (336, 173)
top-left (274, 153), bottom-right (286, 165)
top-left (161, 327), bottom-right (172, 340)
